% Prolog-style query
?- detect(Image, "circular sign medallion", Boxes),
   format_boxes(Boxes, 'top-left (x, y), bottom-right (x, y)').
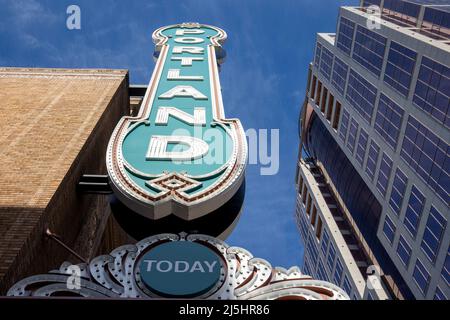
top-left (139, 241), bottom-right (222, 298)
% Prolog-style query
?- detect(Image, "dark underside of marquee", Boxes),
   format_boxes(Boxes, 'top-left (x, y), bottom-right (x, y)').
top-left (110, 179), bottom-right (246, 240)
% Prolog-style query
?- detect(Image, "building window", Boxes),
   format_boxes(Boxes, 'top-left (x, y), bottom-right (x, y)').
top-left (332, 57), bottom-right (349, 96)
top-left (320, 47), bottom-right (333, 80)
top-left (383, 0), bottom-right (420, 26)
top-left (346, 69), bottom-right (377, 123)
top-left (441, 246), bottom-right (449, 286)
top-left (374, 94), bottom-right (404, 150)
top-left (321, 87), bottom-right (328, 113)
top-left (333, 258), bottom-right (343, 285)
top-left (297, 206), bottom-right (309, 241)
top-left (299, 176), bottom-right (304, 195)
top-left (327, 244), bottom-right (336, 272)
top-left (421, 206), bottom-right (446, 263)
top-left (326, 94), bottom-right (334, 121)
top-left (421, 7), bottom-right (450, 41)
top-left (389, 168), bottom-right (408, 216)
top-left (434, 286), bottom-right (447, 300)
top-left (346, 118), bottom-right (359, 154)
top-left (383, 214), bottom-right (396, 244)
top-left (413, 56), bottom-right (450, 129)
top-left (317, 259), bottom-right (329, 282)
top-left (400, 115), bottom-right (450, 205)
top-left (333, 101), bottom-right (342, 130)
top-left (397, 235), bottom-right (412, 267)
top-left (307, 236), bottom-right (319, 263)
top-left (413, 259), bottom-right (430, 295)
top-left (316, 80), bottom-right (323, 105)
top-left (355, 128), bottom-right (368, 167)
top-left (311, 75), bottom-right (317, 100)
top-left (384, 41), bottom-right (417, 97)
top-left (306, 68), bottom-right (312, 97)
top-left (376, 153), bottom-right (393, 197)
top-left (365, 140), bottom-right (380, 182)
top-left (342, 275), bottom-right (352, 296)
top-left (314, 42), bottom-right (322, 69)
top-left (303, 212), bottom-right (310, 239)
top-left (362, 0), bottom-right (381, 6)
top-left (302, 185), bottom-right (308, 204)
top-left (303, 256), bottom-right (312, 276)
top-left (337, 17), bottom-right (355, 55)
top-left (311, 205), bottom-right (318, 228)
top-left (316, 216), bottom-right (323, 240)
top-left (321, 229), bottom-right (330, 256)
top-left (306, 193), bottom-right (312, 214)
top-left (339, 109), bottom-right (350, 142)
top-left (403, 185), bottom-right (425, 238)
top-left (352, 25), bottom-right (387, 77)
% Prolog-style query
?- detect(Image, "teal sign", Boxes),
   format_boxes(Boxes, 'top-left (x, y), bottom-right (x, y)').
top-left (139, 241), bottom-right (222, 297)
top-left (107, 23), bottom-right (247, 221)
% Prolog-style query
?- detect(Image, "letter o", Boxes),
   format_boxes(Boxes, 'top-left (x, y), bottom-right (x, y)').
top-left (157, 260), bottom-right (172, 272)
top-left (174, 37), bottom-right (204, 44)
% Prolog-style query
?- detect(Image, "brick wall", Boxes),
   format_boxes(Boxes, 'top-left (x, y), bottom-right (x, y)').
top-left (0, 68), bottom-right (130, 294)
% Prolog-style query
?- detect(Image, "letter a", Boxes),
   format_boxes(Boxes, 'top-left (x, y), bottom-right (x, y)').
top-left (189, 261), bottom-right (205, 273)
top-left (156, 107), bottom-right (206, 126)
top-left (159, 86), bottom-right (208, 100)
top-left (66, 5), bottom-right (81, 30)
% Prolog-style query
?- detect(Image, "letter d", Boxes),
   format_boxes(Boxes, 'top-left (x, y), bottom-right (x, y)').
top-left (175, 261), bottom-right (190, 273)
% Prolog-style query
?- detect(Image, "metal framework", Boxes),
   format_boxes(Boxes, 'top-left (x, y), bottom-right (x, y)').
top-left (8, 233), bottom-right (349, 300)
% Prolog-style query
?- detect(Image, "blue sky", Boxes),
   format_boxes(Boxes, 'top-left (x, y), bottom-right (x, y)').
top-left (0, 0), bottom-right (358, 268)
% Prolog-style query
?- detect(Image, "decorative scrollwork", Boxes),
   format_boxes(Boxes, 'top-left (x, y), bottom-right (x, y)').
top-left (8, 233), bottom-right (349, 300)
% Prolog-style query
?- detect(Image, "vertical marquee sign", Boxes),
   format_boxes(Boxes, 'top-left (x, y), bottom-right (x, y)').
top-left (107, 23), bottom-right (247, 226)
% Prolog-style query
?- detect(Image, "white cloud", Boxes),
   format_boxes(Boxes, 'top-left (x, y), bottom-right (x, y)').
top-left (7, 0), bottom-right (58, 26)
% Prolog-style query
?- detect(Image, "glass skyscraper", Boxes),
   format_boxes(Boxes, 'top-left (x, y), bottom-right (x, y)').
top-left (296, 0), bottom-right (449, 299)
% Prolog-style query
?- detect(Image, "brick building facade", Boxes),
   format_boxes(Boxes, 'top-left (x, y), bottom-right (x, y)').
top-left (0, 68), bottom-right (132, 293)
